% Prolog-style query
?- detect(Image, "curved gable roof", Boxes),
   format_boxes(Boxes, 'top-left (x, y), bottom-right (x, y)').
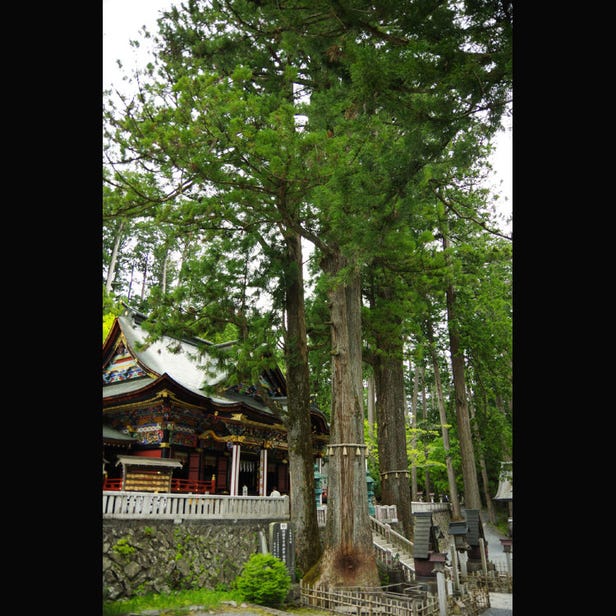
top-left (116, 314), bottom-right (229, 400)
top-left (103, 305), bottom-right (329, 435)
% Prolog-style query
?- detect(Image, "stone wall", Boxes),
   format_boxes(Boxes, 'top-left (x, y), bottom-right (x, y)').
top-left (103, 518), bottom-right (270, 601)
top-left (103, 508), bottom-right (456, 602)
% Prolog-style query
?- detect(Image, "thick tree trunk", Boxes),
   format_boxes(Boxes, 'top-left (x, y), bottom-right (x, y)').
top-left (373, 345), bottom-right (413, 541)
top-left (284, 231), bottom-right (323, 574)
top-left (306, 251), bottom-right (379, 589)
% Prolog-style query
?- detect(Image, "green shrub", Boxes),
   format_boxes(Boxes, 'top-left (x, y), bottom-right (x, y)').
top-left (235, 553), bottom-right (291, 606)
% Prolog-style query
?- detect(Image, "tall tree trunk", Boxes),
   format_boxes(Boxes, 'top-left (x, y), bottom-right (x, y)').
top-left (442, 232), bottom-right (482, 510)
top-left (367, 373), bottom-right (375, 438)
top-left (306, 250), bottom-right (379, 588)
top-left (105, 221), bottom-right (124, 294)
top-left (421, 377), bottom-right (432, 499)
top-left (425, 319), bottom-right (461, 520)
top-left (373, 341), bottom-right (413, 540)
top-left (283, 231), bottom-right (323, 574)
top-left (409, 360), bottom-right (420, 501)
top-left (467, 387), bottom-right (496, 524)
top-left (140, 253), bottom-right (149, 301)
top-left (160, 249), bottom-right (169, 295)
top-left (127, 263), bottom-right (135, 300)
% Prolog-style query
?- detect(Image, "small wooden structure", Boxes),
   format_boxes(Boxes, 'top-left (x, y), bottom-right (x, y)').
top-left (463, 509), bottom-right (488, 572)
top-left (116, 455), bottom-right (183, 493)
top-left (412, 511), bottom-right (441, 579)
top-left (493, 460), bottom-right (513, 536)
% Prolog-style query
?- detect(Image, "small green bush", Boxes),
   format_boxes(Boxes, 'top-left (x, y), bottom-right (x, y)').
top-left (235, 552), bottom-right (291, 606)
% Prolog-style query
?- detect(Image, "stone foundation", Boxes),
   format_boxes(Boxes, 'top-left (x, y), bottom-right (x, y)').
top-left (102, 518), bottom-right (270, 601)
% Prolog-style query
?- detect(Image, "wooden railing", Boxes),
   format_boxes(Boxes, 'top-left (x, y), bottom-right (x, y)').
top-left (102, 478), bottom-right (123, 491)
top-left (300, 582), bottom-right (441, 616)
top-left (102, 476), bottom-right (216, 494)
top-left (170, 477), bottom-right (216, 494)
top-left (103, 491), bottom-right (289, 521)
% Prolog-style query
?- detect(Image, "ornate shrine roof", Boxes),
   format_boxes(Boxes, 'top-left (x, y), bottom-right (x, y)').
top-left (102, 305), bottom-right (329, 438)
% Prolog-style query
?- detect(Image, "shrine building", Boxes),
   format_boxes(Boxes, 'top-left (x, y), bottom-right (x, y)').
top-left (103, 304), bottom-right (330, 496)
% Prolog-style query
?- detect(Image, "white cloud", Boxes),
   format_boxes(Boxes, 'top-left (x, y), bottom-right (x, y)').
top-left (103, 0), bottom-right (180, 91)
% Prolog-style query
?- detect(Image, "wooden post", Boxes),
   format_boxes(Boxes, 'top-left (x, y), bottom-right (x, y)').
top-left (259, 448), bottom-right (268, 496)
top-left (450, 539), bottom-right (460, 593)
top-left (479, 537), bottom-right (488, 575)
top-left (435, 569), bottom-right (447, 616)
top-left (230, 443), bottom-right (241, 496)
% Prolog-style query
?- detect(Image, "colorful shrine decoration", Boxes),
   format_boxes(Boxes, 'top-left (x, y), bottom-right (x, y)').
top-left (103, 304), bottom-right (329, 496)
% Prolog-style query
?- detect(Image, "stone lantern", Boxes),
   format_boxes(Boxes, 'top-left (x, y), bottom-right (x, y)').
top-left (313, 463), bottom-right (323, 508)
top-left (448, 520), bottom-right (470, 552)
top-left (365, 470), bottom-right (375, 515)
top-left (499, 537), bottom-right (513, 576)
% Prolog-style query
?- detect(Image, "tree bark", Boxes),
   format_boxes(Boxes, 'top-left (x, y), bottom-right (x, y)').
top-left (425, 319), bottom-right (461, 520)
top-left (373, 342), bottom-right (413, 540)
top-left (306, 250), bottom-right (380, 589)
top-left (442, 232), bottom-right (482, 510)
top-left (105, 220), bottom-right (124, 294)
top-left (467, 387), bottom-right (496, 524)
top-left (409, 360), bottom-right (420, 501)
top-left (421, 380), bottom-right (432, 499)
top-left (367, 374), bottom-right (375, 438)
top-left (283, 231), bottom-right (323, 574)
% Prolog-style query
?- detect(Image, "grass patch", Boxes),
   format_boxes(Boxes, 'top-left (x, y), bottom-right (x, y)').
top-left (102, 588), bottom-right (246, 615)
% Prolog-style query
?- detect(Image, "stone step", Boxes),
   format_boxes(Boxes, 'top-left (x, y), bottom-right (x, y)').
top-left (372, 533), bottom-right (414, 569)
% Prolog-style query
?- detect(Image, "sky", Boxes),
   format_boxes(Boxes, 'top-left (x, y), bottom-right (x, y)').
top-left (103, 0), bottom-right (512, 226)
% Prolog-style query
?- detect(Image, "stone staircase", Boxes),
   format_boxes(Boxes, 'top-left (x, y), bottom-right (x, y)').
top-left (370, 516), bottom-right (415, 581)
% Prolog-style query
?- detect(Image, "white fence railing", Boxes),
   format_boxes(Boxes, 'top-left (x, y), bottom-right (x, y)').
top-left (410, 501), bottom-right (451, 513)
top-left (102, 491), bottom-right (289, 520)
top-left (372, 541), bottom-right (415, 583)
top-left (370, 515), bottom-right (414, 555)
top-left (102, 497), bottom-right (440, 525)
top-left (374, 504), bottom-right (399, 524)
top-left (317, 504), bottom-right (399, 528)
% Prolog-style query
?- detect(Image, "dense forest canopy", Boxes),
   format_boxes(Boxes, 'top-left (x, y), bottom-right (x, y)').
top-left (103, 0), bottom-right (512, 586)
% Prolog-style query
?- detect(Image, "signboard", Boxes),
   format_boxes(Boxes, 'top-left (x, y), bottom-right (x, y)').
top-left (269, 521), bottom-right (295, 581)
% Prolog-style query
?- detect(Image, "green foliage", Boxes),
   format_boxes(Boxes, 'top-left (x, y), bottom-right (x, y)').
top-left (103, 285), bottom-right (124, 342)
top-left (112, 537), bottom-right (136, 558)
top-left (102, 587), bottom-right (245, 616)
top-left (103, 0), bottom-right (512, 523)
top-left (235, 553), bottom-right (291, 607)
top-left (103, 313), bottom-right (116, 343)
